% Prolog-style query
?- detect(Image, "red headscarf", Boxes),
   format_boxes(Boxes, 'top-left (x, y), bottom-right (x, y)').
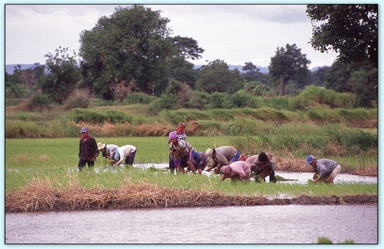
top-left (176, 122), bottom-right (185, 134)
top-left (81, 132), bottom-right (89, 139)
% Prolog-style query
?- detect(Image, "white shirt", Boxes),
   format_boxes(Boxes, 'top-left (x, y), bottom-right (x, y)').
top-left (115, 145), bottom-right (136, 165)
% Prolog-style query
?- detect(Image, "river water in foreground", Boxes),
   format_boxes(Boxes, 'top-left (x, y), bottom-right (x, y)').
top-left (5, 164), bottom-right (378, 244)
top-left (5, 205), bottom-right (377, 244)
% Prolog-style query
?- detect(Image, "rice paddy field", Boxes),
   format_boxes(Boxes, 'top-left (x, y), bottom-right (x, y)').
top-left (5, 97), bottom-right (378, 212)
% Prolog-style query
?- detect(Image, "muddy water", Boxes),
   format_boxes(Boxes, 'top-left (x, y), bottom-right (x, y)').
top-left (102, 163), bottom-right (378, 184)
top-left (6, 205), bottom-right (377, 244)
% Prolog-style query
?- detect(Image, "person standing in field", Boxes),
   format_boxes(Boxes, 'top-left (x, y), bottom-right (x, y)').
top-left (113, 144), bottom-right (137, 167)
top-left (205, 146), bottom-right (240, 174)
top-left (306, 155), bottom-right (341, 184)
top-left (220, 161), bottom-right (251, 182)
top-left (78, 127), bottom-right (99, 171)
top-left (97, 142), bottom-right (119, 164)
top-left (247, 152), bottom-right (277, 183)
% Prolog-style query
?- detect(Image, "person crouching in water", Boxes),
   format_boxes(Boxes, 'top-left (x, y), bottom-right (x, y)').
top-left (306, 155), bottom-right (341, 184)
top-left (187, 151), bottom-right (208, 175)
top-left (108, 145), bottom-right (137, 167)
top-left (220, 161), bottom-right (251, 182)
top-left (97, 142), bottom-right (119, 165)
top-left (205, 146), bottom-right (240, 174)
top-left (249, 152), bottom-right (277, 183)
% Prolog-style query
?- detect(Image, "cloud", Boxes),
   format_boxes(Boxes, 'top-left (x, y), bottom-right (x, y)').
top-left (5, 4), bottom-right (338, 68)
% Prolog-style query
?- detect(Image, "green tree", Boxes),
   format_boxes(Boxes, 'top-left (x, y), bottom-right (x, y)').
top-left (324, 60), bottom-right (355, 93)
top-left (196, 60), bottom-right (243, 94)
top-left (268, 44), bottom-right (311, 96)
top-left (79, 5), bottom-right (174, 99)
top-left (306, 4), bottom-right (378, 67)
top-left (169, 35), bottom-right (204, 61)
top-left (40, 46), bottom-right (80, 104)
top-left (166, 56), bottom-right (197, 89)
top-left (348, 66), bottom-right (377, 107)
top-left (165, 36), bottom-right (204, 89)
top-left (242, 61), bottom-right (268, 84)
top-left (311, 66), bottom-right (330, 86)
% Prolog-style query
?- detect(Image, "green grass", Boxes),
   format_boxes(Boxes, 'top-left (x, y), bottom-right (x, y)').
top-left (5, 137), bottom-right (377, 196)
top-left (5, 166), bottom-right (377, 197)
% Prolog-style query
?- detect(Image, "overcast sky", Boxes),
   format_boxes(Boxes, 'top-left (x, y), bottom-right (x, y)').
top-left (5, 4), bottom-right (340, 69)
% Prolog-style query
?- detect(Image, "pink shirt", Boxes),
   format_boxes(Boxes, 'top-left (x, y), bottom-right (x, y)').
top-left (221, 161), bottom-right (251, 181)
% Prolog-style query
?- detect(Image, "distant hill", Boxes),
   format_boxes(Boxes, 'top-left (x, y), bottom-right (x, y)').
top-left (6, 63), bottom-right (321, 75)
top-left (6, 64), bottom-right (37, 74)
top-left (6, 63), bottom-right (270, 75)
top-left (194, 64), bottom-right (269, 74)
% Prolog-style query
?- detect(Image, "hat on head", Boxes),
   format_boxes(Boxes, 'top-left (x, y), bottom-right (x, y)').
top-left (80, 127), bottom-right (88, 133)
top-left (168, 131), bottom-right (177, 140)
top-left (97, 142), bottom-right (106, 151)
top-left (206, 148), bottom-right (213, 157)
top-left (220, 166), bottom-right (231, 174)
top-left (306, 155), bottom-right (314, 164)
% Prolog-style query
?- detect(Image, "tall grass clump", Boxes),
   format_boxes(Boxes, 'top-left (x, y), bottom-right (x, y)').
top-left (123, 92), bottom-right (154, 105)
top-left (71, 108), bottom-right (133, 124)
top-left (5, 120), bottom-right (41, 138)
top-left (337, 108), bottom-right (377, 123)
top-left (159, 109), bottom-right (210, 124)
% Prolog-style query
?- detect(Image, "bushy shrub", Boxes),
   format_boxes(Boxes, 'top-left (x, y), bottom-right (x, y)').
top-left (65, 96), bottom-right (90, 109)
top-left (290, 86), bottom-right (355, 110)
top-left (124, 92), bottom-right (153, 105)
top-left (6, 84), bottom-right (30, 98)
top-left (185, 91), bottom-right (212, 109)
top-left (26, 94), bottom-right (52, 112)
top-left (340, 130), bottom-right (377, 152)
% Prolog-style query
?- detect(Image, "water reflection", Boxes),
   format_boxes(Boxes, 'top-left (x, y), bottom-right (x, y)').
top-left (6, 205), bottom-right (377, 244)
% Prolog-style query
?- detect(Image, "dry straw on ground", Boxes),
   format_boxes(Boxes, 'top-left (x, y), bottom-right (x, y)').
top-left (5, 177), bottom-right (377, 213)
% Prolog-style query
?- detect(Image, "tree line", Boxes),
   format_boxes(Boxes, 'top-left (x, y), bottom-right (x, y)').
top-left (5, 4), bottom-right (378, 109)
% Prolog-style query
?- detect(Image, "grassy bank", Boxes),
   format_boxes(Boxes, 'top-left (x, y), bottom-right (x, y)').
top-left (5, 167), bottom-right (377, 212)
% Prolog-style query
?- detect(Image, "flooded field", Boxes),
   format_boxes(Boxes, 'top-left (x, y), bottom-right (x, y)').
top-left (5, 205), bottom-right (377, 244)
top-left (102, 163), bottom-right (378, 185)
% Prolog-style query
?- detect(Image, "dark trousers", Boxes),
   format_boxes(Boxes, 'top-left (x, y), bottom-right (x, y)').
top-left (124, 150), bottom-right (137, 165)
top-left (78, 159), bottom-right (95, 171)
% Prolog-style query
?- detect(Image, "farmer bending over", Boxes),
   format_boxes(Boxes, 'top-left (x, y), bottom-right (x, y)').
top-left (113, 144), bottom-right (137, 167)
top-left (220, 161), bottom-right (251, 182)
top-left (97, 142), bottom-right (119, 165)
top-left (306, 155), bottom-right (341, 184)
top-left (205, 146), bottom-right (240, 174)
top-left (248, 152), bottom-right (277, 183)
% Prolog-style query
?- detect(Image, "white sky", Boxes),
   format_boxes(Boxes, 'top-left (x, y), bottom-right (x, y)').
top-left (5, 4), bottom-right (340, 69)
